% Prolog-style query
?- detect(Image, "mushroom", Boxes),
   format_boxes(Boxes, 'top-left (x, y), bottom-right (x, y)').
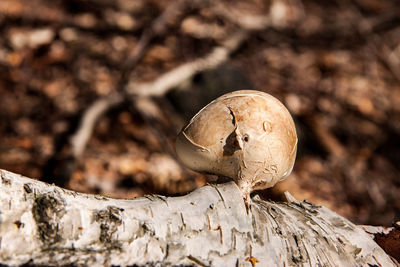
top-left (175, 90), bottom-right (297, 208)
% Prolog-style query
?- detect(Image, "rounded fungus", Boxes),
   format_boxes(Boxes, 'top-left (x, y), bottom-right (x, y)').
top-left (175, 90), bottom-right (297, 204)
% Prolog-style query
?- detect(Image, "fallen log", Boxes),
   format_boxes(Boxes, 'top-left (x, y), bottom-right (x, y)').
top-left (0, 169), bottom-right (396, 266)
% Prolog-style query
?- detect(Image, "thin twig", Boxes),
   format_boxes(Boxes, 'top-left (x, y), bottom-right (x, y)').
top-left (70, 93), bottom-right (123, 158)
top-left (127, 30), bottom-right (247, 96)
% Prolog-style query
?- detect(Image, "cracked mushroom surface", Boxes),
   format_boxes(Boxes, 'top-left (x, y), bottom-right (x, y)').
top-left (176, 90), bottom-right (298, 201)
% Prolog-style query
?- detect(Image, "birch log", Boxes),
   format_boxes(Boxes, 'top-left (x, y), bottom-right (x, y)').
top-left (0, 169), bottom-right (396, 266)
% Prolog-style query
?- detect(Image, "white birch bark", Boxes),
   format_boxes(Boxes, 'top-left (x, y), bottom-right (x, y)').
top-left (0, 169), bottom-right (396, 266)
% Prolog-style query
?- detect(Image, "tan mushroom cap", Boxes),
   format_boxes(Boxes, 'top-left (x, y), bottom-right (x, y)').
top-left (175, 90), bottom-right (297, 195)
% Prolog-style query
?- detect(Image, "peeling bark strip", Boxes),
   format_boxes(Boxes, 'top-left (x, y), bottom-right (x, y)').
top-left (0, 169), bottom-right (396, 266)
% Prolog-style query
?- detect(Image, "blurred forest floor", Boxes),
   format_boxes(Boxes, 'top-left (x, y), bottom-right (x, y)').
top-left (0, 0), bottom-right (399, 226)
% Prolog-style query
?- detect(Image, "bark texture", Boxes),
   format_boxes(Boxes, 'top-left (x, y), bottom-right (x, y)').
top-left (0, 169), bottom-right (396, 266)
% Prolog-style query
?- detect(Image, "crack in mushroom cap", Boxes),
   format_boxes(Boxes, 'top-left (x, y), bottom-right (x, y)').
top-left (176, 90), bottom-right (297, 192)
